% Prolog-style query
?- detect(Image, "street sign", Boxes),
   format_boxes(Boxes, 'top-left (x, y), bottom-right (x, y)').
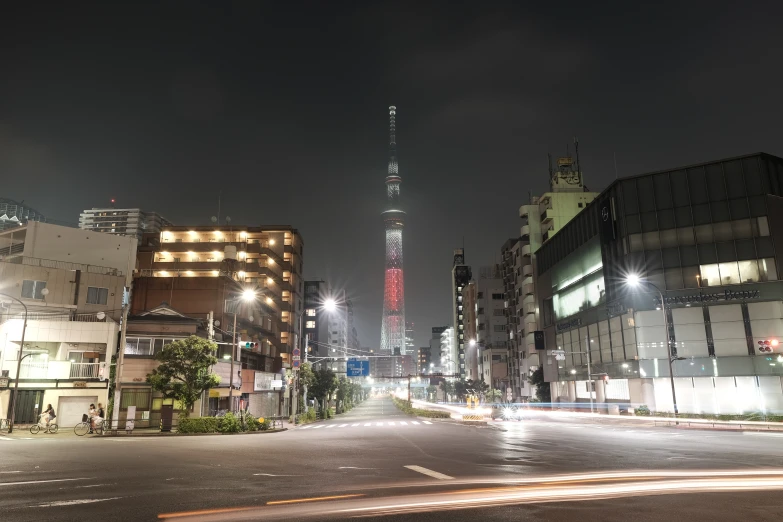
top-left (346, 359), bottom-right (370, 377)
top-left (551, 349), bottom-right (566, 361)
top-left (293, 348), bottom-right (301, 357)
top-left (293, 359), bottom-right (301, 369)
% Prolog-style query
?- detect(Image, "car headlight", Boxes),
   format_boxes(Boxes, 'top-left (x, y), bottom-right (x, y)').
top-left (502, 407), bottom-right (514, 419)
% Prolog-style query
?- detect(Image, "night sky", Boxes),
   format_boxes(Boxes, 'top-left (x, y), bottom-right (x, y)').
top-left (2, 3), bottom-right (782, 350)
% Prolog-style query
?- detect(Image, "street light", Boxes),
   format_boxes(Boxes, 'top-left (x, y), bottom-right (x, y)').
top-left (323, 298), bottom-right (337, 312)
top-left (625, 274), bottom-right (682, 421)
top-left (229, 289), bottom-right (259, 411)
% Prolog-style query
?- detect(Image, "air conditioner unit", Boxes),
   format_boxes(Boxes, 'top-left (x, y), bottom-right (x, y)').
top-left (1, 370), bottom-right (8, 378)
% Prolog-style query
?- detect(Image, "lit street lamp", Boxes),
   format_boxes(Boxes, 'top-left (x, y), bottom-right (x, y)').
top-left (229, 289), bottom-right (258, 411)
top-left (625, 274), bottom-right (685, 422)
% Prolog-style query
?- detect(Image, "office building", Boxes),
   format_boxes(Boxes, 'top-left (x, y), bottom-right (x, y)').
top-left (79, 206), bottom-right (172, 240)
top-left (463, 265), bottom-right (508, 389)
top-left (536, 152), bottom-right (783, 414)
top-left (303, 281), bottom-right (348, 375)
top-left (417, 346), bottom-right (432, 374)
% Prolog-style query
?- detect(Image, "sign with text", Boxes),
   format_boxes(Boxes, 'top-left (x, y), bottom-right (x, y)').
top-left (254, 372), bottom-right (284, 391)
top-left (346, 359), bottom-right (370, 377)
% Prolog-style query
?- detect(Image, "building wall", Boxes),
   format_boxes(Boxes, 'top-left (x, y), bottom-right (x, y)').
top-left (19, 222), bottom-right (137, 283)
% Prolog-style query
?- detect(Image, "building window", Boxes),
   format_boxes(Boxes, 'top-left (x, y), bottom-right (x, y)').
top-left (86, 287), bottom-right (109, 305)
top-left (306, 309), bottom-right (316, 316)
top-left (21, 280), bottom-right (47, 300)
top-left (120, 389), bottom-right (151, 411)
top-left (306, 321), bottom-right (316, 329)
top-left (578, 202), bottom-right (583, 208)
top-left (491, 293), bottom-right (503, 300)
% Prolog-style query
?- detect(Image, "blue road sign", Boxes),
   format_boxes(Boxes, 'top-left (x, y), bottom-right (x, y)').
top-left (346, 359), bottom-right (370, 377)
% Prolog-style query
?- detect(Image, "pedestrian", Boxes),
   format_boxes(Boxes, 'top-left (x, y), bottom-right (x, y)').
top-left (43, 404), bottom-right (56, 426)
top-left (88, 403), bottom-right (97, 434)
top-left (97, 402), bottom-right (105, 430)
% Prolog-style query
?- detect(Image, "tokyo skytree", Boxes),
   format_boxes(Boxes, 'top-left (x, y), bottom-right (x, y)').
top-left (380, 106), bottom-right (406, 355)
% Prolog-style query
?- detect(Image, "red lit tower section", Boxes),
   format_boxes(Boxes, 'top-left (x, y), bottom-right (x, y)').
top-left (381, 105), bottom-right (406, 355)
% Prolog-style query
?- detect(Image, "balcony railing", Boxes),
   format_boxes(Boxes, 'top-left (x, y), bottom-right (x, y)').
top-left (70, 362), bottom-right (101, 379)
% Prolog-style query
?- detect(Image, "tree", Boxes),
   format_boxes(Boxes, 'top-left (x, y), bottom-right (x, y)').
top-left (528, 366), bottom-right (551, 403)
top-left (297, 363), bottom-right (316, 412)
top-left (440, 380), bottom-right (455, 402)
top-left (310, 368), bottom-right (338, 411)
top-left (486, 388), bottom-right (502, 403)
top-left (426, 385), bottom-right (438, 402)
top-left (146, 335), bottom-right (220, 416)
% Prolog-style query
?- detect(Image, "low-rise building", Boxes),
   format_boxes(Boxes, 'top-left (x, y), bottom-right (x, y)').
top-left (0, 222), bottom-right (136, 427)
top-left (79, 206), bottom-right (172, 240)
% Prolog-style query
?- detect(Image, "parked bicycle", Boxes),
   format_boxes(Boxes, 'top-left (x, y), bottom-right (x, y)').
top-left (30, 413), bottom-right (58, 434)
top-left (74, 415), bottom-right (105, 436)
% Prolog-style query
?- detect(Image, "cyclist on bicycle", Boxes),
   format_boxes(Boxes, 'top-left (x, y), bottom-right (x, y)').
top-left (88, 404), bottom-right (97, 434)
top-left (43, 404), bottom-right (56, 426)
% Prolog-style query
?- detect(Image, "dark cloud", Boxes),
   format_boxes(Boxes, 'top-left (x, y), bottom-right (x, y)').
top-left (1, 2), bottom-right (782, 349)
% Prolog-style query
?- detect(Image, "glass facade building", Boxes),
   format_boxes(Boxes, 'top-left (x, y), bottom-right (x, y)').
top-left (536, 153), bottom-right (783, 414)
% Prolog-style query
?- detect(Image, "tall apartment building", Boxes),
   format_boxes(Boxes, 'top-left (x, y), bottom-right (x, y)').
top-left (417, 346), bottom-right (432, 373)
top-left (451, 249), bottom-right (472, 379)
top-left (0, 198), bottom-right (47, 232)
top-left (504, 154), bottom-right (597, 400)
top-left (133, 225), bottom-right (303, 409)
top-left (462, 266), bottom-right (508, 388)
top-left (537, 152), bottom-right (783, 415)
top-left (0, 222), bottom-right (136, 426)
top-left (405, 321), bottom-right (415, 355)
top-left (79, 207), bottom-right (172, 240)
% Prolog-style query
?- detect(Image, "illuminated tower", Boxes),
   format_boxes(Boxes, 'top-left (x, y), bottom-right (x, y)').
top-left (380, 106), bottom-right (406, 355)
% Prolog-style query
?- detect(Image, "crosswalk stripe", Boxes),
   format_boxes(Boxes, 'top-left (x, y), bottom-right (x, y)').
top-left (422, 421), bottom-right (432, 425)
top-left (387, 422), bottom-right (395, 426)
top-left (325, 425), bottom-right (335, 429)
top-left (411, 421), bottom-right (420, 425)
top-left (364, 423), bottom-right (372, 426)
top-left (300, 426), bottom-right (313, 430)
top-left (399, 421), bottom-right (408, 425)
top-left (376, 423), bottom-right (383, 426)
top-left (338, 424), bottom-right (348, 427)
top-left (312, 425), bottom-right (324, 429)
top-left (351, 423), bottom-right (360, 427)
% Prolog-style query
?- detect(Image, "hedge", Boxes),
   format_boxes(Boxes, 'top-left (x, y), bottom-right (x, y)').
top-left (392, 397), bottom-right (451, 419)
top-left (177, 413), bottom-right (271, 434)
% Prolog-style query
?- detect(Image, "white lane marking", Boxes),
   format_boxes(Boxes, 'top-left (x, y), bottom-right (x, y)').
top-left (364, 423), bottom-right (372, 426)
top-left (339, 466), bottom-right (376, 470)
top-left (422, 421), bottom-right (433, 425)
top-left (299, 426), bottom-right (313, 430)
top-left (37, 497), bottom-right (122, 507)
top-left (0, 478), bottom-right (92, 487)
top-left (312, 425), bottom-right (324, 429)
top-left (743, 431), bottom-right (783, 437)
top-left (0, 471), bottom-right (22, 474)
top-left (0, 436), bottom-right (12, 441)
top-left (351, 423), bottom-right (360, 427)
top-left (411, 421), bottom-right (420, 425)
top-left (404, 465), bottom-right (454, 480)
top-left (399, 421), bottom-right (408, 426)
top-left (388, 422), bottom-right (395, 426)
top-left (253, 473), bottom-right (299, 477)
top-left (72, 484), bottom-right (115, 489)
top-left (338, 424), bottom-right (348, 427)
top-left (325, 425), bottom-right (336, 429)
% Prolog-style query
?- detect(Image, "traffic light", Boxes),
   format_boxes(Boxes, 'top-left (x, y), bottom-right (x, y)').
top-left (758, 339), bottom-right (779, 353)
top-left (243, 342), bottom-right (258, 349)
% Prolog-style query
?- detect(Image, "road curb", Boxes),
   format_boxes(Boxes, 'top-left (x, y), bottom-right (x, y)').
top-left (98, 428), bottom-right (287, 438)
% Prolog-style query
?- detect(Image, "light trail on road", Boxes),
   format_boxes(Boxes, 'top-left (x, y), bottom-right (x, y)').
top-left (156, 468), bottom-right (783, 521)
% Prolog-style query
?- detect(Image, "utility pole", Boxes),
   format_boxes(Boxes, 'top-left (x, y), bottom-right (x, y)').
top-left (111, 294), bottom-right (130, 431)
top-left (586, 337), bottom-right (593, 414)
top-left (229, 311), bottom-right (237, 412)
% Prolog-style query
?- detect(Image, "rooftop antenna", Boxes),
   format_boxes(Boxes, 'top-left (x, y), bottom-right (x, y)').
top-left (110, 198), bottom-right (116, 209)
top-left (574, 136), bottom-right (581, 173)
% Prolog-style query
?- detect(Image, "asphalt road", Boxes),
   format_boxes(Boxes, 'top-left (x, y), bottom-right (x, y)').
top-left (2, 396), bottom-right (783, 521)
